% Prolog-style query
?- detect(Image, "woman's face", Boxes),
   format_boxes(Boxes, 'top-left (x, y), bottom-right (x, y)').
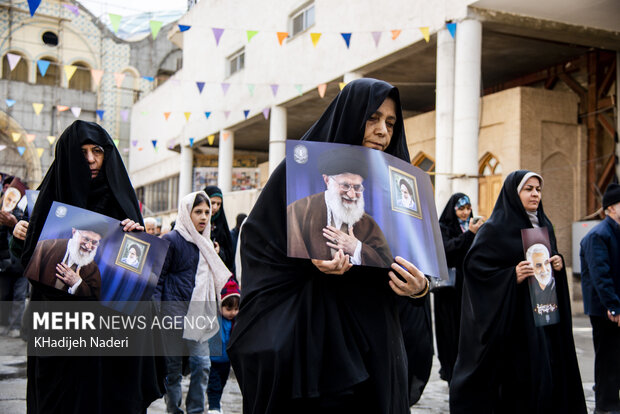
top-left (191, 201), bottom-right (210, 233)
top-left (519, 176), bottom-right (542, 212)
top-left (210, 196), bottom-right (222, 216)
top-left (81, 144), bottom-right (104, 178)
top-left (455, 205), bottom-right (472, 221)
top-left (362, 97), bottom-right (397, 151)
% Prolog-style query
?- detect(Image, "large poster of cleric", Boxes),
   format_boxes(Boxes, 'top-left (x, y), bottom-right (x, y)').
top-left (286, 141), bottom-right (448, 281)
top-left (521, 227), bottom-right (560, 326)
top-left (23, 202), bottom-right (169, 312)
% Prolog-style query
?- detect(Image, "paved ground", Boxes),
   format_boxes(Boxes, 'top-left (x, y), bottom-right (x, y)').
top-left (0, 315), bottom-right (598, 413)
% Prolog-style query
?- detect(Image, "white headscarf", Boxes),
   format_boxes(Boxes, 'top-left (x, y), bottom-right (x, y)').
top-left (517, 172), bottom-right (544, 228)
top-left (175, 191), bottom-right (231, 343)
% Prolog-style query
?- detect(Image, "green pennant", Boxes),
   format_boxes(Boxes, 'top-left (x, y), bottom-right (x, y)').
top-left (246, 30), bottom-right (258, 42)
top-left (247, 84), bottom-right (255, 96)
top-left (109, 14), bottom-right (122, 33)
top-left (150, 20), bottom-right (163, 39)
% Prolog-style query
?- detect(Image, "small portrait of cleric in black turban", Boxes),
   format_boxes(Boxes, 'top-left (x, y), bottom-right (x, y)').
top-left (115, 234), bottom-right (149, 273)
top-left (389, 166), bottom-right (421, 219)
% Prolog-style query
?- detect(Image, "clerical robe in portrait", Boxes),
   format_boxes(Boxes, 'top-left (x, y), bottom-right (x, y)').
top-left (287, 192), bottom-right (393, 268)
top-left (25, 238), bottom-right (102, 299)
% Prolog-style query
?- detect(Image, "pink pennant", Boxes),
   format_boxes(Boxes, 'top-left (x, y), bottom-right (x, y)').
top-left (224, 110), bottom-right (231, 119)
top-left (6, 53), bottom-right (21, 71)
top-left (120, 110), bottom-right (129, 122)
top-left (63, 4), bottom-right (79, 16)
top-left (221, 83), bottom-right (230, 95)
top-left (317, 83), bottom-right (327, 98)
top-left (114, 72), bottom-right (126, 88)
top-left (26, 134), bottom-right (36, 143)
top-left (371, 31), bottom-right (382, 47)
top-left (91, 69), bottom-right (104, 86)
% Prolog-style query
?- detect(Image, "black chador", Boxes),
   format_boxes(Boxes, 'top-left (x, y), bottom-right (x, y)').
top-left (227, 79), bottom-right (432, 413)
top-left (449, 170), bottom-right (586, 414)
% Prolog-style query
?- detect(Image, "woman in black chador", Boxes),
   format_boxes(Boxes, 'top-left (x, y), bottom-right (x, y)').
top-left (449, 170), bottom-right (586, 414)
top-left (22, 120), bottom-right (165, 414)
top-left (204, 185), bottom-right (235, 273)
top-left (228, 78), bottom-right (432, 414)
top-left (433, 193), bottom-right (482, 384)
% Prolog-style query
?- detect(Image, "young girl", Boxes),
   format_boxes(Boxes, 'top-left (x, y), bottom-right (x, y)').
top-left (156, 191), bottom-right (230, 413)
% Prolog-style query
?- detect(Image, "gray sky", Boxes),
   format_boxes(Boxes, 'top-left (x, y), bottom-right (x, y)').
top-left (77, 0), bottom-right (189, 18)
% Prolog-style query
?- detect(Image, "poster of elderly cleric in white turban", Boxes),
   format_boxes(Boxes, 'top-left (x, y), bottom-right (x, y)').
top-left (286, 141), bottom-right (448, 281)
top-left (24, 202), bottom-right (169, 312)
top-left (521, 227), bottom-right (560, 326)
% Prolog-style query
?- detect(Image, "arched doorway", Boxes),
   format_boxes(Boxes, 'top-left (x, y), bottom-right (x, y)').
top-left (478, 152), bottom-right (502, 218)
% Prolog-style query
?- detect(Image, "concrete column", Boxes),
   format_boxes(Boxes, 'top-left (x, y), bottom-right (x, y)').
top-left (435, 28), bottom-right (456, 213)
top-left (218, 130), bottom-right (234, 192)
top-left (268, 106), bottom-right (287, 176)
top-left (452, 19), bottom-right (482, 211)
top-left (343, 72), bottom-right (363, 84)
top-left (179, 145), bottom-right (193, 200)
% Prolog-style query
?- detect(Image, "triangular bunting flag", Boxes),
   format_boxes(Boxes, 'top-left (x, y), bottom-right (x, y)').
top-left (262, 107), bottom-right (270, 120)
top-left (317, 83), bottom-right (327, 98)
top-left (163, 112), bottom-right (171, 120)
top-left (243, 110), bottom-right (250, 119)
top-left (0, 145), bottom-right (5, 152)
top-left (341, 33), bottom-right (351, 48)
top-left (71, 107), bottom-right (81, 118)
top-left (446, 23), bottom-right (457, 38)
top-left (142, 76), bottom-right (154, 82)
top-left (57, 105), bottom-right (69, 112)
top-left (178, 24), bottom-right (191, 32)
top-left (36, 148), bottom-right (44, 158)
top-left (184, 112), bottom-right (191, 122)
top-left (6, 53), bottom-right (21, 71)
top-left (371, 32), bottom-right (384, 48)
top-left (310, 33), bottom-right (322, 47)
top-left (95, 109), bottom-right (104, 120)
top-left (141, 111), bottom-right (148, 116)
top-left (64, 65), bottom-right (77, 82)
top-left (120, 110), bottom-right (129, 122)
top-left (391, 29), bottom-right (402, 40)
top-left (63, 4), bottom-right (79, 16)
top-left (47, 135), bottom-right (56, 145)
top-left (212, 28), bottom-right (224, 46)
top-left (204, 112), bottom-right (211, 120)
top-left (109, 14), bottom-right (122, 33)
top-left (150, 20), bottom-right (163, 39)
top-left (37, 60), bottom-right (50, 77)
top-left (222, 132), bottom-right (230, 141)
top-left (223, 111), bottom-right (230, 119)
top-left (419, 27), bottom-right (430, 43)
top-left (114, 72), bottom-right (126, 88)
top-left (17, 147), bottom-right (26, 156)
top-left (5, 99), bottom-right (16, 107)
top-left (151, 140), bottom-right (157, 149)
top-left (138, 147), bottom-right (143, 151)
top-left (295, 84), bottom-right (303, 95)
top-left (277, 32), bottom-right (288, 45)
top-left (122, 148), bottom-right (129, 154)
top-left (12, 132), bottom-right (21, 142)
top-left (221, 83), bottom-right (230, 95)
top-left (32, 103), bottom-right (44, 115)
top-left (339, 82), bottom-right (346, 91)
top-left (207, 135), bottom-right (215, 146)
top-left (270, 84), bottom-right (279, 97)
top-left (247, 84), bottom-right (255, 96)
top-left (26, 134), bottom-right (36, 143)
top-left (196, 82), bottom-right (205, 94)
top-left (113, 139), bottom-right (120, 147)
top-left (27, 0), bottom-right (42, 16)
top-left (246, 30), bottom-right (258, 42)
top-left (91, 69), bottom-right (104, 86)
top-left (189, 138), bottom-right (194, 147)
top-left (131, 140), bottom-right (138, 147)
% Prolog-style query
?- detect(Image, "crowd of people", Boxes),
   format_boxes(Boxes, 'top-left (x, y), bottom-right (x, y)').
top-left (0, 78), bottom-right (618, 414)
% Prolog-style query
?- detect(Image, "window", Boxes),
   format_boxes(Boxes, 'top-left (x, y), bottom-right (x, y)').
top-left (136, 175), bottom-right (180, 214)
top-left (227, 48), bottom-right (245, 77)
top-left (412, 152), bottom-right (435, 186)
top-left (42, 31), bottom-right (59, 47)
top-left (290, 3), bottom-right (315, 37)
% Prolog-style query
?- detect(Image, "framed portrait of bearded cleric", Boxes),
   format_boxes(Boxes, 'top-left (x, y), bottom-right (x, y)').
top-left (521, 227), bottom-right (560, 326)
top-left (286, 140), bottom-right (448, 281)
top-left (23, 202), bottom-right (169, 311)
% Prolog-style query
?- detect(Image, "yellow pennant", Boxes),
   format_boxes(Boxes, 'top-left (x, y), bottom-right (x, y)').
top-left (11, 132), bottom-right (21, 142)
top-left (339, 82), bottom-right (346, 91)
top-left (184, 112), bottom-right (191, 122)
top-left (310, 33), bottom-right (322, 47)
top-left (47, 135), bottom-right (56, 145)
top-left (32, 103), bottom-right (44, 115)
top-left (317, 83), bottom-right (327, 98)
top-left (64, 65), bottom-right (77, 82)
top-left (207, 134), bottom-right (215, 146)
top-left (37, 148), bottom-right (44, 158)
top-left (419, 27), bottom-right (430, 43)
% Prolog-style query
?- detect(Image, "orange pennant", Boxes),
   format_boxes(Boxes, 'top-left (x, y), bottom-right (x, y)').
top-left (317, 83), bottom-right (327, 98)
top-left (222, 132), bottom-right (230, 141)
top-left (277, 32), bottom-right (288, 45)
top-left (164, 112), bottom-right (171, 121)
top-left (57, 105), bottom-right (69, 112)
top-left (91, 69), bottom-right (104, 87)
top-left (310, 33), bottom-right (321, 47)
top-left (26, 134), bottom-right (36, 143)
top-left (114, 72), bottom-right (126, 88)
top-left (391, 30), bottom-right (401, 40)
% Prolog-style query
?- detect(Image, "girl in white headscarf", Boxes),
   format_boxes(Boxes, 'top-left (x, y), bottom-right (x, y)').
top-left (155, 191), bottom-right (231, 414)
